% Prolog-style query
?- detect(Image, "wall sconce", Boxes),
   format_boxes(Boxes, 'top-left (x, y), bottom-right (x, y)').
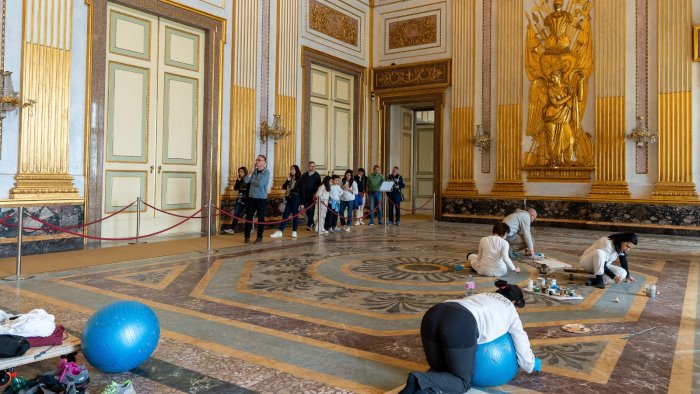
top-left (626, 116), bottom-right (657, 147)
top-left (471, 124), bottom-right (493, 152)
top-left (259, 114), bottom-right (290, 144)
top-left (0, 71), bottom-right (34, 119)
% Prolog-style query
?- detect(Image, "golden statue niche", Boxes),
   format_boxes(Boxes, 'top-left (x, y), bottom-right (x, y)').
top-left (525, 0), bottom-right (593, 179)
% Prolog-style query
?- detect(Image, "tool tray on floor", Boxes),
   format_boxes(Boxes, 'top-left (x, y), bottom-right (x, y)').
top-left (523, 288), bottom-right (583, 300)
top-left (0, 333), bottom-right (80, 371)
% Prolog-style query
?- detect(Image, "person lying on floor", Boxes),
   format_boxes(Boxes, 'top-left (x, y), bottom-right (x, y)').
top-left (578, 232), bottom-right (638, 289)
top-left (399, 280), bottom-right (541, 394)
top-left (466, 223), bottom-right (520, 277)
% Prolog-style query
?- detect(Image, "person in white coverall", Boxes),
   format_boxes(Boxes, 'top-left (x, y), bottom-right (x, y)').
top-left (579, 232), bottom-right (638, 289)
top-left (398, 280), bottom-right (541, 394)
top-left (502, 208), bottom-right (538, 257)
top-left (466, 222), bottom-right (520, 277)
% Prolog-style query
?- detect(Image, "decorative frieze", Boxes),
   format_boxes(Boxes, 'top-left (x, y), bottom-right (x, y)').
top-left (373, 59), bottom-right (450, 91)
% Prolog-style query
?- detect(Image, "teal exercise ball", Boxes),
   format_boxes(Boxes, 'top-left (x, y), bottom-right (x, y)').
top-left (82, 301), bottom-right (160, 373)
top-left (472, 333), bottom-right (519, 387)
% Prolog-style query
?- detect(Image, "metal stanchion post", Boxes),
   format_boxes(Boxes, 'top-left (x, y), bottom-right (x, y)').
top-left (129, 197), bottom-right (145, 245)
top-left (4, 207), bottom-right (34, 281)
top-left (383, 192), bottom-right (388, 228)
top-left (200, 200), bottom-right (217, 254)
top-left (432, 193), bottom-right (436, 222)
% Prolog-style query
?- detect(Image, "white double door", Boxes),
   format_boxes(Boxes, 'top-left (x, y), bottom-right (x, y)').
top-left (102, 3), bottom-right (204, 238)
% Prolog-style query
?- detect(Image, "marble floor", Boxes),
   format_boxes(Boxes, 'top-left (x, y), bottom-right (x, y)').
top-left (0, 219), bottom-right (698, 393)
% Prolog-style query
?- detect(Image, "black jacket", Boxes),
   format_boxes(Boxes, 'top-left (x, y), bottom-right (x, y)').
top-left (300, 171), bottom-right (321, 202)
top-left (282, 177), bottom-right (304, 200)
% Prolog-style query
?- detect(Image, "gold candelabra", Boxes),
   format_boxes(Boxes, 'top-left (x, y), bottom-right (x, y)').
top-left (471, 125), bottom-right (493, 152)
top-left (0, 71), bottom-right (34, 119)
top-left (626, 116), bottom-right (657, 147)
top-left (259, 114), bottom-right (290, 144)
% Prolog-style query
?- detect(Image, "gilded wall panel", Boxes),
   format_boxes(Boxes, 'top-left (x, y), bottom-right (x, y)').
top-left (272, 0), bottom-right (299, 194)
top-left (387, 15), bottom-right (437, 49)
top-left (589, 0), bottom-right (629, 197)
top-left (10, 0), bottom-right (79, 200)
top-left (377, 1), bottom-right (447, 63)
top-left (491, 0), bottom-right (524, 195)
top-left (652, 0), bottom-right (697, 200)
top-left (445, 0), bottom-right (476, 195)
top-left (302, 0), bottom-right (365, 61)
top-left (225, 0), bottom-right (259, 196)
top-left (308, 0), bottom-right (358, 46)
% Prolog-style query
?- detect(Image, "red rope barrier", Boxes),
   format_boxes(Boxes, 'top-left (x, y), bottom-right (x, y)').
top-left (0, 212), bottom-right (16, 225)
top-left (214, 201), bottom-right (317, 225)
top-left (386, 195), bottom-right (434, 212)
top-left (142, 201), bottom-right (207, 218)
top-left (2, 201), bottom-right (138, 230)
top-left (25, 207), bottom-right (204, 241)
top-left (64, 200), bottom-right (137, 229)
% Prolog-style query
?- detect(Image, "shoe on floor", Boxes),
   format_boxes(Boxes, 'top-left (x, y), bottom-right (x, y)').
top-left (368, 222), bottom-right (374, 226)
top-left (223, 228), bottom-right (235, 235)
top-left (270, 230), bottom-right (283, 238)
top-left (388, 221), bottom-right (394, 225)
top-left (244, 237), bottom-right (250, 243)
top-left (101, 380), bottom-right (136, 394)
top-left (319, 230), bottom-right (329, 235)
top-left (292, 231), bottom-right (298, 238)
top-left (344, 227), bottom-right (351, 232)
top-left (254, 237), bottom-right (263, 244)
top-left (395, 221), bottom-right (400, 226)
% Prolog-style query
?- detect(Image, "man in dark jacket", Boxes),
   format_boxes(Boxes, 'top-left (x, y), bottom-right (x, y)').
top-left (301, 161), bottom-right (322, 230)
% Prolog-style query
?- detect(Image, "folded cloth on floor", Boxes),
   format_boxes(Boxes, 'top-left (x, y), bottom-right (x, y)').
top-left (26, 325), bottom-right (65, 347)
top-left (0, 309), bottom-right (56, 337)
top-left (0, 334), bottom-right (30, 357)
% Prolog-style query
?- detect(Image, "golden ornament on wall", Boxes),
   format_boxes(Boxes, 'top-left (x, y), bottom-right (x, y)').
top-left (524, 0), bottom-right (593, 170)
top-left (308, 0), bottom-right (358, 47)
top-left (388, 15), bottom-right (438, 50)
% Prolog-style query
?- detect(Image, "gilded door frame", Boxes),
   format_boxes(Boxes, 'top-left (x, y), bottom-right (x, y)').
top-left (84, 0), bottom-right (225, 241)
top-left (373, 59), bottom-right (451, 220)
top-left (376, 91), bottom-right (444, 219)
top-left (301, 46), bottom-right (365, 169)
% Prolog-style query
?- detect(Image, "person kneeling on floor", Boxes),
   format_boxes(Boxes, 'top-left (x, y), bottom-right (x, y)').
top-left (466, 223), bottom-right (520, 277)
top-left (579, 232), bottom-right (638, 289)
top-left (399, 280), bottom-right (541, 394)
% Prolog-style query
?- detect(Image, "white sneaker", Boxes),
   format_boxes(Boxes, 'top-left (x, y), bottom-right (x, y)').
top-left (292, 231), bottom-right (298, 238)
top-left (319, 230), bottom-right (329, 235)
top-left (223, 228), bottom-right (235, 235)
top-left (344, 227), bottom-right (351, 232)
top-left (270, 230), bottom-right (283, 238)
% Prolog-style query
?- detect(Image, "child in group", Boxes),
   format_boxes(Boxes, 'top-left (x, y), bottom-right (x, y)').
top-left (315, 176), bottom-right (331, 235)
top-left (328, 175), bottom-right (342, 232)
top-left (466, 223), bottom-right (520, 277)
top-left (354, 168), bottom-right (367, 225)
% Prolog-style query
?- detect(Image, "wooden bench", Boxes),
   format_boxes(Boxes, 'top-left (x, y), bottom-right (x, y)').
top-left (0, 333), bottom-right (81, 371)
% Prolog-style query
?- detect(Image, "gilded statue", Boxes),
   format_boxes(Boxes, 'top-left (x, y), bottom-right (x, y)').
top-left (525, 0), bottom-right (593, 167)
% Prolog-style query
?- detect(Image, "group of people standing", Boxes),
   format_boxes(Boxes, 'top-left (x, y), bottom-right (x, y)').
top-left (223, 157), bottom-right (407, 243)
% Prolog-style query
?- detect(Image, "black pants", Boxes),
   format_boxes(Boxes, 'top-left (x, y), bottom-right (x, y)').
top-left (244, 198), bottom-right (267, 240)
top-left (388, 192), bottom-right (402, 223)
top-left (304, 198), bottom-right (316, 228)
top-left (400, 302), bottom-right (478, 394)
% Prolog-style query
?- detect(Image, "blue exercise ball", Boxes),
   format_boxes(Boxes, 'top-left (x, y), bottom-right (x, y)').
top-left (82, 301), bottom-right (160, 373)
top-left (472, 333), bottom-right (518, 387)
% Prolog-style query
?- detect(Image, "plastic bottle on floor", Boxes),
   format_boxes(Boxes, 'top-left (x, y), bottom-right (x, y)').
top-left (465, 275), bottom-right (475, 296)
